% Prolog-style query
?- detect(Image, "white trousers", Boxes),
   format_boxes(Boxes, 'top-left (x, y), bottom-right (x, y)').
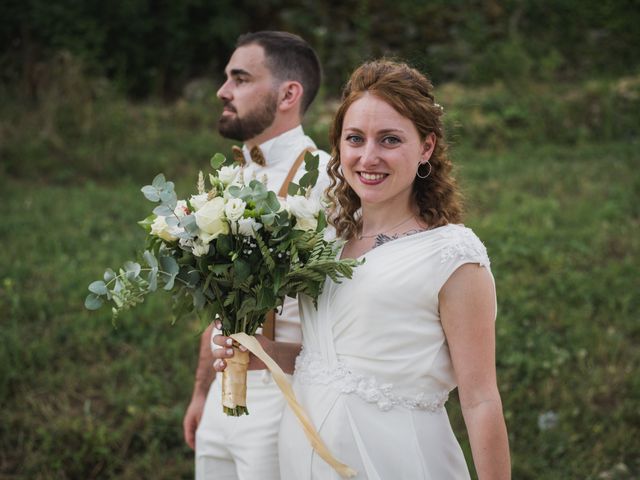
top-left (195, 370), bottom-right (287, 480)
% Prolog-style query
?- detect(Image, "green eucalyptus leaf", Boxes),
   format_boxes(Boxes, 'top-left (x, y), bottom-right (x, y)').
top-left (261, 213), bottom-right (276, 226)
top-left (152, 174), bottom-right (166, 188)
top-left (103, 268), bottom-right (116, 283)
top-left (141, 185), bottom-right (160, 202)
top-left (144, 250), bottom-right (159, 269)
top-left (210, 153), bottom-right (226, 170)
top-left (148, 269), bottom-right (158, 291)
top-left (160, 256), bottom-right (179, 290)
top-left (265, 192), bottom-right (280, 212)
top-left (159, 191), bottom-right (177, 208)
top-left (180, 214), bottom-right (198, 234)
top-left (153, 205), bottom-right (173, 217)
top-left (124, 261), bottom-right (141, 280)
top-left (85, 293), bottom-right (103, 310)
top-left (88, 280), bottom-right (108, 295)
top-left (227, 185), bottom-right (242, 198)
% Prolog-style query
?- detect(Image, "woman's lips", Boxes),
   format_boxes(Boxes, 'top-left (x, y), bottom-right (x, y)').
top-left (358, 172), bottom-right (388, 185)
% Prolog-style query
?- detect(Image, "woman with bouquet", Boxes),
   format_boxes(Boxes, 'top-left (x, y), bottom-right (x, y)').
top-left (213, 59), bottom-right (511, 479)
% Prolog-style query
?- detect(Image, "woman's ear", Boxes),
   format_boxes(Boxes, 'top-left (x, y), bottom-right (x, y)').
top-left (421, 132), bottom-right (437, 161)
top-left (278, 81), bottom-right (304, 113)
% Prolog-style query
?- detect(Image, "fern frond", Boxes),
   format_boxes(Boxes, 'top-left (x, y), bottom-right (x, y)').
top-left (255, 232), bottom-right (276, 270)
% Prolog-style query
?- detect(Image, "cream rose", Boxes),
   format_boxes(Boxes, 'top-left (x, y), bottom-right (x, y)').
top-left (151, 215), bottom-right (179, 242)
top-left (195, 197), bottom-right (229, 243)
top-left (224, 198), bottom-right (246, 222)
top-left (190, 193), bottom-right (209, 211)
top-left (288, 195), bottom-right (321, 231)
top-left (237, 217), bottom-right (262, 238)
top-left (218, 165), bottom-right (241, 185)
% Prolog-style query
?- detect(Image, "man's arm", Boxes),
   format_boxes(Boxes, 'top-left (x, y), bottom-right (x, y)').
top-left (182, 323), bottom-right (215, 450)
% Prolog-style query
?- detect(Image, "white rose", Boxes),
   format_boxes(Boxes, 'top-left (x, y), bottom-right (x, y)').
top-left (190, 193), bottom-right (209, 211)
top-left (288, 195), bottom-right (321, 231)
top-left (192, 239), bottom-right (210, 257)
top-left (237, 217), bottom-right (262, 238)
top-left (195, 197), bottom-right (229, 243)
top-left (218, 165), bottom-right (241, 185)
top-left (151, 215), bottom-right (179, 242)
top-left (224, 198), bottom-right (246, 222)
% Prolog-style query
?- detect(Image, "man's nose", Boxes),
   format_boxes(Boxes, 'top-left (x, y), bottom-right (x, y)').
top-left (217, 80), bottom-right (231, 101)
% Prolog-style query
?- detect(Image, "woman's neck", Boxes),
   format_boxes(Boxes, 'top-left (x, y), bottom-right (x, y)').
top-left (359, 199), bottom-right (418, 237)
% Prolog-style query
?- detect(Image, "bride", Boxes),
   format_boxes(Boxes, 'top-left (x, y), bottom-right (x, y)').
top-left (213, 59), bottom-right (511, 479)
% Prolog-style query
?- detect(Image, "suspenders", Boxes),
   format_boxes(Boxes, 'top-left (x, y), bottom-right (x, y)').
top-left (262, 147), bottom-right (316, 341)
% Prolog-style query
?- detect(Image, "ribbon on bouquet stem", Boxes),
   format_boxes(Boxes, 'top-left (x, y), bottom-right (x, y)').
top-left (230, 332), bottom-right (357, 479)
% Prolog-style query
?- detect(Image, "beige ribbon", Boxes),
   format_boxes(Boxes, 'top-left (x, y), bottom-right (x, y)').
top-left (221, 348), bottom-right (250, 410)
top-left (230, 332), bottom-right (357, 479)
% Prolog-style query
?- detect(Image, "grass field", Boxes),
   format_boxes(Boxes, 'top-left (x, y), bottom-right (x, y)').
top-left (1, 90), bottom-right (639, 478)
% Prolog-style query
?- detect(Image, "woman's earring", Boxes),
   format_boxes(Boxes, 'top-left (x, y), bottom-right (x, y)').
top-left (416, 160), bottom-right (432, 179)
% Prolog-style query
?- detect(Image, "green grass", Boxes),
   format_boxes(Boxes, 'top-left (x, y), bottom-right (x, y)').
top-left (1, 70), bottom-right (639, 479)
top-left (2, 140), bottom-right (638, 479)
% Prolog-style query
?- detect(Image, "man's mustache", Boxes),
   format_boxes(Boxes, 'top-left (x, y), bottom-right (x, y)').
top-left (222, 101), bottom-right (237, 113)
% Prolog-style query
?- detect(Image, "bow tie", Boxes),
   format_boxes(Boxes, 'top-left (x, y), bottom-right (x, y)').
top-left (231, 145), bottom-right (266, 167)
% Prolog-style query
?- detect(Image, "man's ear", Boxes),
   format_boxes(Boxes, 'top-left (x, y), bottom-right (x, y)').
top-left (278, 81), bottom-right (304, 112)
top-left (421, 132), bottom-right (437, 161)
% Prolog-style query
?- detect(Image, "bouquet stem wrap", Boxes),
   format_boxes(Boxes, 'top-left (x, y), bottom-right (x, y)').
top-left (221, 346), bottom-right (250, 416)
top-left (230, 332), bottom-right (357, 479)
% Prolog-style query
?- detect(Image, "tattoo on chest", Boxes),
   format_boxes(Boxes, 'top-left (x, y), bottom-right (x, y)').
top-left (372, 229), bottom-right (426, 249)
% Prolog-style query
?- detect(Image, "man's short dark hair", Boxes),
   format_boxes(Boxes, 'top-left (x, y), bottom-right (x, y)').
top-left (236, 31), bottom-right (322, 114)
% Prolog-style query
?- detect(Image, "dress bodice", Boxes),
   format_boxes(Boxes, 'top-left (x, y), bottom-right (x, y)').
top-left (296, 224), bottom-right (492, 409)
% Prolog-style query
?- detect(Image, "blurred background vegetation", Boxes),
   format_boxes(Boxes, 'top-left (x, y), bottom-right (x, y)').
top-left (1, 1), bottom-right (638, 479)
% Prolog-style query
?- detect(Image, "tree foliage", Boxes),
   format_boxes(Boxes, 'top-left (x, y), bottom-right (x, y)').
top-left (1, 0), bottom-right (639, 98)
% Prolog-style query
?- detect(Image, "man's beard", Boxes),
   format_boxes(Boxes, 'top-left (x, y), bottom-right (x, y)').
top-left (217, 91), bottom-right (278, 142)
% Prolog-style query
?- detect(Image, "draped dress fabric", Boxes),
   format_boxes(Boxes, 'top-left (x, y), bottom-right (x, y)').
top-left (279, 224), bottom-right (493, 479)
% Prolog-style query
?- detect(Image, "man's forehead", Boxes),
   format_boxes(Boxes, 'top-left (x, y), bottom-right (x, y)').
top-left (225, 44), bottom-right (269, 77)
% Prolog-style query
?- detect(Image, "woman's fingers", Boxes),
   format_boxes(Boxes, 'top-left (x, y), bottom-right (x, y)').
top-left (213, 359), bottom-right (226, 371)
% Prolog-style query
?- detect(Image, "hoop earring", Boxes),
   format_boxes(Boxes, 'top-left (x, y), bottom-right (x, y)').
top-left (416, 161), bottom-right (432, 179)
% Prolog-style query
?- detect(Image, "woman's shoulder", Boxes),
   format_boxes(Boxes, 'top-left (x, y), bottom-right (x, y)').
top-left (428, 223), bottom-right (491, 268)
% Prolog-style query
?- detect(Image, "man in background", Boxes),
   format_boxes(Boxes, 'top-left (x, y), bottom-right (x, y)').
top-left (182, 31), bottom-right (330, 480)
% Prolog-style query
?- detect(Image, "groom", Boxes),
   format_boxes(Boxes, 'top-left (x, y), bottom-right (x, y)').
top-left (182, 31), bottom-right (330, 480)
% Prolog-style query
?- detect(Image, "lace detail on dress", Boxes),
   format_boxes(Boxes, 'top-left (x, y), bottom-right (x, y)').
top-left (439, 225), bottom-right (490, 267)
top-left (294, 350), bottom-right (449, 412)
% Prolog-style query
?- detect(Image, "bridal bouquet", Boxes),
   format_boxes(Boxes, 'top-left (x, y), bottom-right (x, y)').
top-left (85, 153), bottom-right (359, 415)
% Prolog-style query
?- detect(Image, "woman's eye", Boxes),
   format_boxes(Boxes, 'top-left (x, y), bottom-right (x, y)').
top-left (382, 136), bottom-right (401, 145)
top-left (345, 134), bottom-right (363, 144)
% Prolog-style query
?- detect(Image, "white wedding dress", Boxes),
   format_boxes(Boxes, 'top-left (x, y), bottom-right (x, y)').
top-left (279, 224), bottom-right (493, 479)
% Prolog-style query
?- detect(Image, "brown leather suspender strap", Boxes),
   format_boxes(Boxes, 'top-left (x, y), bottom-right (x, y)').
top-left (277, 147), bottom-right (315, 197)
top-left (262, 147), bottom-right (316, 341)
top-left (262, 310), bottom-right (276, 341)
